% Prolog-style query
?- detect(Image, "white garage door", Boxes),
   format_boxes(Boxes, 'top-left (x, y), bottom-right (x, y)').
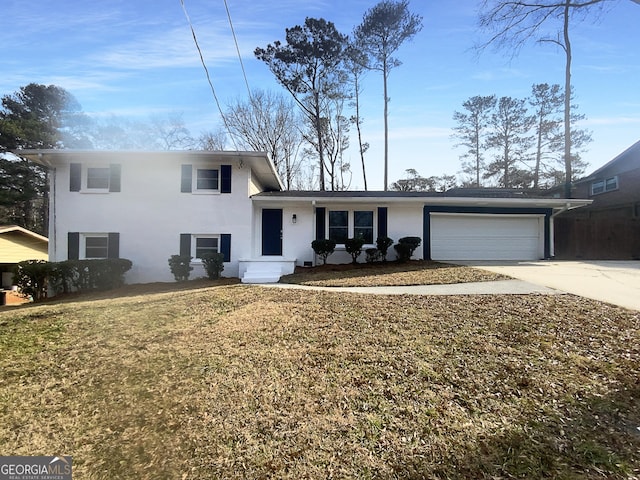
top-left (430, 213), bottom-right (543, 261)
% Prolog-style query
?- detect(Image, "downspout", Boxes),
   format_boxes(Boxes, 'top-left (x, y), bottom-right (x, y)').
top-left (549, 202), bottom-right (572, 258)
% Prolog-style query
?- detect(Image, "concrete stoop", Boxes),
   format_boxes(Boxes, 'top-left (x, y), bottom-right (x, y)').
top-left (239, 258), bottom-right (296, 284)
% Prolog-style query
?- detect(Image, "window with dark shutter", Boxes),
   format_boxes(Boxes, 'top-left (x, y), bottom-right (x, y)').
top-left (221, 234), bottom-right (231, 262)
top-left (315, 207), bottom-right (326, 240)
top-left (221, 165), bottom-right (232, 193)
top-left (70, 164), bottom-right (81, 192)
top-left (109, 164), bottom-right (121, 192)
top-left (378, 207), bottom-right (388, 238)
top-left (68, 232), bottom-right (80, 259)
top-left (181, 165), bottom-right (193, 193)
top-left (180, 234), bottom-right (191, 256)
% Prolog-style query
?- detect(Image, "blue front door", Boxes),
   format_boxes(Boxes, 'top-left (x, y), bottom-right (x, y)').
top-left (262, 209), bottom-right (283, 256)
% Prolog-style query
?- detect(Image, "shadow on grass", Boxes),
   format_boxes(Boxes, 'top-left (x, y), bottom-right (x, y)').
top-left (1, 278), bottom-right (241, 310)
top-left (393, 382), bottom-right (640, 479)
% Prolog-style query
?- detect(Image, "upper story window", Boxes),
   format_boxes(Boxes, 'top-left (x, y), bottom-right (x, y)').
top-left (87, 167), bottom-right (110, 189)
top-left (181, 164), bottom-right (232, 194)
top-left (70, 163), bottom-right (121, 193)
top-left (196, 168), bottom-right (219, 191)
top-left (591, 176), bottom-right (618, 195)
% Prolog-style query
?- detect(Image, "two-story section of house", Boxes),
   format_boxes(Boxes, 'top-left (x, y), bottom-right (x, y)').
top-left (23, 150), bottom-right (282, 284)
top-left (553, 140), bottom-right (640, 259)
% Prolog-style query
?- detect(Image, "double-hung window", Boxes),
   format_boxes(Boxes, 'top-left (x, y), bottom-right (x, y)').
top-left (195, 236), bottom-right (219, 259)
top-left (70, 163), bottom-right (121, 192)
top-left (354, 211), bottom-right (374, 244)
top-left (328, 211), bottom-right (349, 244)
top-left (84, 234), bottom-right (109, 259)
top-left (196, 169), bottom-right (219, 191)
top-left (328, 210), bottom-right (374, 244)
top-left (86, 168), bottom-right (110, 189)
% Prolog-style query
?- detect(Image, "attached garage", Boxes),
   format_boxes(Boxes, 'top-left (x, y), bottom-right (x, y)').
top-left (430, 213), bottom-right (544, 261)
top-left (423, 206), bottom-right (554, 261)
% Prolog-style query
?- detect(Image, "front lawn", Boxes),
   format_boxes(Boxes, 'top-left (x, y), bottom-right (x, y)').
top-left (1, 284), bottom-right (638, 479)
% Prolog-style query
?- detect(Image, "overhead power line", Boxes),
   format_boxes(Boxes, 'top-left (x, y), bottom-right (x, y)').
top-left (222, 0), bottom-right (252, 100)
top-left (179, 0), bottom-right (238, 150)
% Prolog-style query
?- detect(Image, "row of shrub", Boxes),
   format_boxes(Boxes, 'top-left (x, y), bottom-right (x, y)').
top-left (168, 253), bottom-right (225, 282)
top-left (311, 236), bottom-right (422, 265)
top-left (13, 259), bottom-right (133, 302)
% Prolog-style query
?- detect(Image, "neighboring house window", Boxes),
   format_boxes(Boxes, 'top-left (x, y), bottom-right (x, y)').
top-left (196, 168), bottom-right (219, 191)
top-left (194, 236), bottom-right (219, 259)
top-left (354, 211), bottom-right (374, 244)
top-left (329, 211), bottom-right (349, 244)
top-left (591, 176), bottom-right (618, 195)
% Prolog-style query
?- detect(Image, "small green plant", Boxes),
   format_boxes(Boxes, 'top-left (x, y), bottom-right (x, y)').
top-left (345, 237), bottom-right (366, 264)
top-left (376, 236), bottom-right (394, 261)
top-left (394, 236), bottom-right (421, 262)
top-left (201, 252), bottom-right (225, 279)
top-left (168, 254), bottom-right (193, 281)
top-left (311, 239), bottom-right (337, 265)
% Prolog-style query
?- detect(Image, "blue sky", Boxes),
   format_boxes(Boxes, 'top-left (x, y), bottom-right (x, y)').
top-left (2, 0), bottom-right (639, 189)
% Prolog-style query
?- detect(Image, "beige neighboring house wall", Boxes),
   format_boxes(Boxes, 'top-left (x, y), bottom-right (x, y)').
top-left (0, 225), bottom-right (48, 288)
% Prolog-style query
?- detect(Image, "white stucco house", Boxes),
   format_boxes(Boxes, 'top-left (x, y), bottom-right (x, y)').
top-left (22, 150), bottom-right (591, 284)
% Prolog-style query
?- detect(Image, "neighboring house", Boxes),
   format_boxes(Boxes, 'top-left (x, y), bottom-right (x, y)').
top-left (0, 225), bottom-right (48, 304)
top-left (553, 140), bottom-right (640, 259)
top-left (22, 150), bottom-right (591, 284)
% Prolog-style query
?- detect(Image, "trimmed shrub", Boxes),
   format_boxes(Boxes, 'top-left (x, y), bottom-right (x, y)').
top-left (13, 260), bottom-right (54, 302)
top-left (345, 237), bottom-right (366, 264)
top-left (376, 236), bottom-right (394, 261)
top-left (311, 239), bottom-right (337, 265)
top-left (201, 252), bottom-right (225, 279)
top-left (394, 236), bottom-right (422, 262)
top-left (168, 255), bottom-right (193, 282)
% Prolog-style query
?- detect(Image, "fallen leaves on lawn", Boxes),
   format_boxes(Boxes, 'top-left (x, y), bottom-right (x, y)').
top-left (0, 284), bottom-right (638, 479)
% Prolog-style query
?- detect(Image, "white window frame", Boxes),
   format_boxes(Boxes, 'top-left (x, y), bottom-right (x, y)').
top-left (327, 209), bottom-right (376, 246)
top-left (591, 175), bottom-right (618, 196)
top-left (194, 168), bottom-right (220, 193)
top-left (81, 164), bottom-right (111, 193)
top-left (81, 233), bottom-right (109, 259)
top-left (192, 234), bottom-right (220, 261)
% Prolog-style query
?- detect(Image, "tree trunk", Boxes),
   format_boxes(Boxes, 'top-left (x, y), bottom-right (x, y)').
top-left (354, 76), bottom-right (368, 191)
top-left (383, 59), bottom-right (389, 191)
top-left (563, 1), bottom-right (573, 198)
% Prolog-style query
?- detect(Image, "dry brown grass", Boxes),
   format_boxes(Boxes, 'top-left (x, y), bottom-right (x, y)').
top-left (1, 281), bottom-right (639, 479)
top-left (280, 260), bottom-right (507, 287)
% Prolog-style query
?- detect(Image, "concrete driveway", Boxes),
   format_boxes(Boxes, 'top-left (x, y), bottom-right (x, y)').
top-left (455, 260), bottom-right (640, 311)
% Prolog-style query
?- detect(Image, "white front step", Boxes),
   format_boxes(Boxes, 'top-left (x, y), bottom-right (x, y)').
top-left (239, 258), bottom-right (296, 284)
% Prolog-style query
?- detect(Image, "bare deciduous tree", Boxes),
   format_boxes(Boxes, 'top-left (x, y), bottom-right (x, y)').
top-left (224, 89), bottom-right (304, 190)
